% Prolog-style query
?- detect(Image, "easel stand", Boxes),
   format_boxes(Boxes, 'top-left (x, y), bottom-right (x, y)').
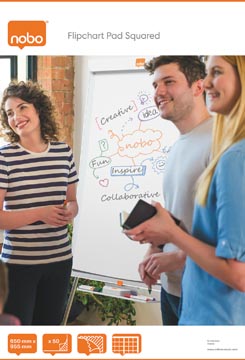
top-left (62, 276), bottom-right (160, 325)
top-left (62, 276), bottom-right (79, 325)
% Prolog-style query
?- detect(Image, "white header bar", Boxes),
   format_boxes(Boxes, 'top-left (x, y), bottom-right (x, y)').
top-left (0, 2), bottom-right (245, 55)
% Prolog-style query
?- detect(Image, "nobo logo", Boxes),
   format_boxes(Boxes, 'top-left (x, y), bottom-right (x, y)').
top-left (8, 21), bottom-right (46, 49)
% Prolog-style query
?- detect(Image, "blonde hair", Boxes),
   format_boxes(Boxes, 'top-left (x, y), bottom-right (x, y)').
top-left (196, 56), bottom-right (245, 206)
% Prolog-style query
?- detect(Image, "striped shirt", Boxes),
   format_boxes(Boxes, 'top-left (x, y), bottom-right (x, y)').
top-left (0, 141), bottom-right (78, 265)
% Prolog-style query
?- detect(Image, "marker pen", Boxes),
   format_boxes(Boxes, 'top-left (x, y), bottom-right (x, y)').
top-left (78, 284), bottom-right (102, 292)
top-left (124, 294), bottom-right (156, 301)
top-left (78, 284), bottom-right (95, 291)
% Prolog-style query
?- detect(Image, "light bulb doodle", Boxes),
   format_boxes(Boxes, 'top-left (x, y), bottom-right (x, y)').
top-left (139, 93), bottom-right (149, 105)
top-left (138, 91), bottom-right (151, 106)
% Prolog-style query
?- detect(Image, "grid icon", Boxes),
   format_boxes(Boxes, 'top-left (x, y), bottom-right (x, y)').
top-left (112, 334), bottom-right (141, 355)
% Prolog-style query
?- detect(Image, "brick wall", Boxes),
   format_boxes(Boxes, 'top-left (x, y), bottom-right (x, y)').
top-left (37, 56), bottom-right (74, 147)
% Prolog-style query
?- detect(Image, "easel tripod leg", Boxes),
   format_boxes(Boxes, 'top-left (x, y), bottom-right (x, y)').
top-left (61, 276), bottom-right (79, 325)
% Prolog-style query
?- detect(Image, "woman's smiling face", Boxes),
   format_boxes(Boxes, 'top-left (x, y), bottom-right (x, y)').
top-left (5, 97), bottom-right (41, 139)
top-left (204, 56), bottom-right (241, 115)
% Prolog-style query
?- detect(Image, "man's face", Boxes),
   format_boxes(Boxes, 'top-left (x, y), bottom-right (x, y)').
top-left (153, 63), bottom-right (195, 123)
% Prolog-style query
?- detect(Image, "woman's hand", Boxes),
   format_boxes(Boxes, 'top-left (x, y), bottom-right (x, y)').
top-left (39, 205), bottom-right (70, 226)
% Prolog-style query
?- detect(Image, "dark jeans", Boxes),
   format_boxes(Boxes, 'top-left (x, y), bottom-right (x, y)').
top-left (161, 287), bottom-right (180, 325)
top-left (4, 258), bottom-right (72, 325)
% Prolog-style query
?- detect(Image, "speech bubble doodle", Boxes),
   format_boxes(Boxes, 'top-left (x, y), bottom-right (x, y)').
top-left (8, 334), bottom-right (37, 356)
top-left (89, 156), bottom-right (111, 170)
top-left (138, 106), bottom-right (159, 121)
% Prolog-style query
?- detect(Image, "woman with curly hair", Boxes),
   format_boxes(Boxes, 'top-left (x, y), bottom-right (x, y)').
top-left (0, 81), bottom-right (78, 325)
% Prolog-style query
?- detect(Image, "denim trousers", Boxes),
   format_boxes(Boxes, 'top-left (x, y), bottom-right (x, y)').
top-left (160, 286), bottom-right (180, 325)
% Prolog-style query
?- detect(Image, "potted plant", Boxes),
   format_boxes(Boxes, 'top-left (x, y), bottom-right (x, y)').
top-left (67, 224), bottom-right (136, 325)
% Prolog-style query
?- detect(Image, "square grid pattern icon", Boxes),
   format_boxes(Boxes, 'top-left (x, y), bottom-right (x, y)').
top-left (112, 334), bottom-right (141, 355)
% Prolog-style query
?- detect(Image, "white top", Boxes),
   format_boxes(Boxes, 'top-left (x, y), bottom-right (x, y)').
top-left (161, 118), bottom-right (213, 296)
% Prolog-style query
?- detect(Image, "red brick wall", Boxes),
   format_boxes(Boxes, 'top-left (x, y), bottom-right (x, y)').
top-left (37, 56), bottom-right (74, 147)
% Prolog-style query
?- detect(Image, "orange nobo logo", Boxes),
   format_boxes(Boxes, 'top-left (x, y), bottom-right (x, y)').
top-left (8, 21), bottom-right (46, 49)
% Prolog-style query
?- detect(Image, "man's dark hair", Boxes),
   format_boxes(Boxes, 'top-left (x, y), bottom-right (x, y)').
top-left (144, 56), bottom-right (206, 86)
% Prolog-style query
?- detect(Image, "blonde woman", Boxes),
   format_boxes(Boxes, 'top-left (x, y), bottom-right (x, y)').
top-left (125, 56), bottom-right (245, 325)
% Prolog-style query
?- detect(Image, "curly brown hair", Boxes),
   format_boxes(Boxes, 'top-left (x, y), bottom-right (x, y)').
top-left (0, 81), bottom-right (60, 143)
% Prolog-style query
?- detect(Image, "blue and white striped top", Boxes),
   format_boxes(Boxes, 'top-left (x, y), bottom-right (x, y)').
top-left (0, 141), bottom-right (78, 265)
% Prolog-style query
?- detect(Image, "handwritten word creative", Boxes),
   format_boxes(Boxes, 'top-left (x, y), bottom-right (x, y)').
top-left (96, 101), bottom-right (137, 129)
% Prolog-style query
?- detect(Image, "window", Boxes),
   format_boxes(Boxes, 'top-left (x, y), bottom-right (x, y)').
top-left (0, 56), bottom-right (18, 147)
top-left (0, 56), bottom-right (17, 97)
top-left (0, 56), bottom-right (37, 147)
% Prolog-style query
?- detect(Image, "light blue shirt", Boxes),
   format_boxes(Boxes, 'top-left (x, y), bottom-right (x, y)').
top-left (179, 139), bottom-right (245, 325)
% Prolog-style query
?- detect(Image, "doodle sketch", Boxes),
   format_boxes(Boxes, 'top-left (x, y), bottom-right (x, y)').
top-left (72, 64), bottom-right (179, 283)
